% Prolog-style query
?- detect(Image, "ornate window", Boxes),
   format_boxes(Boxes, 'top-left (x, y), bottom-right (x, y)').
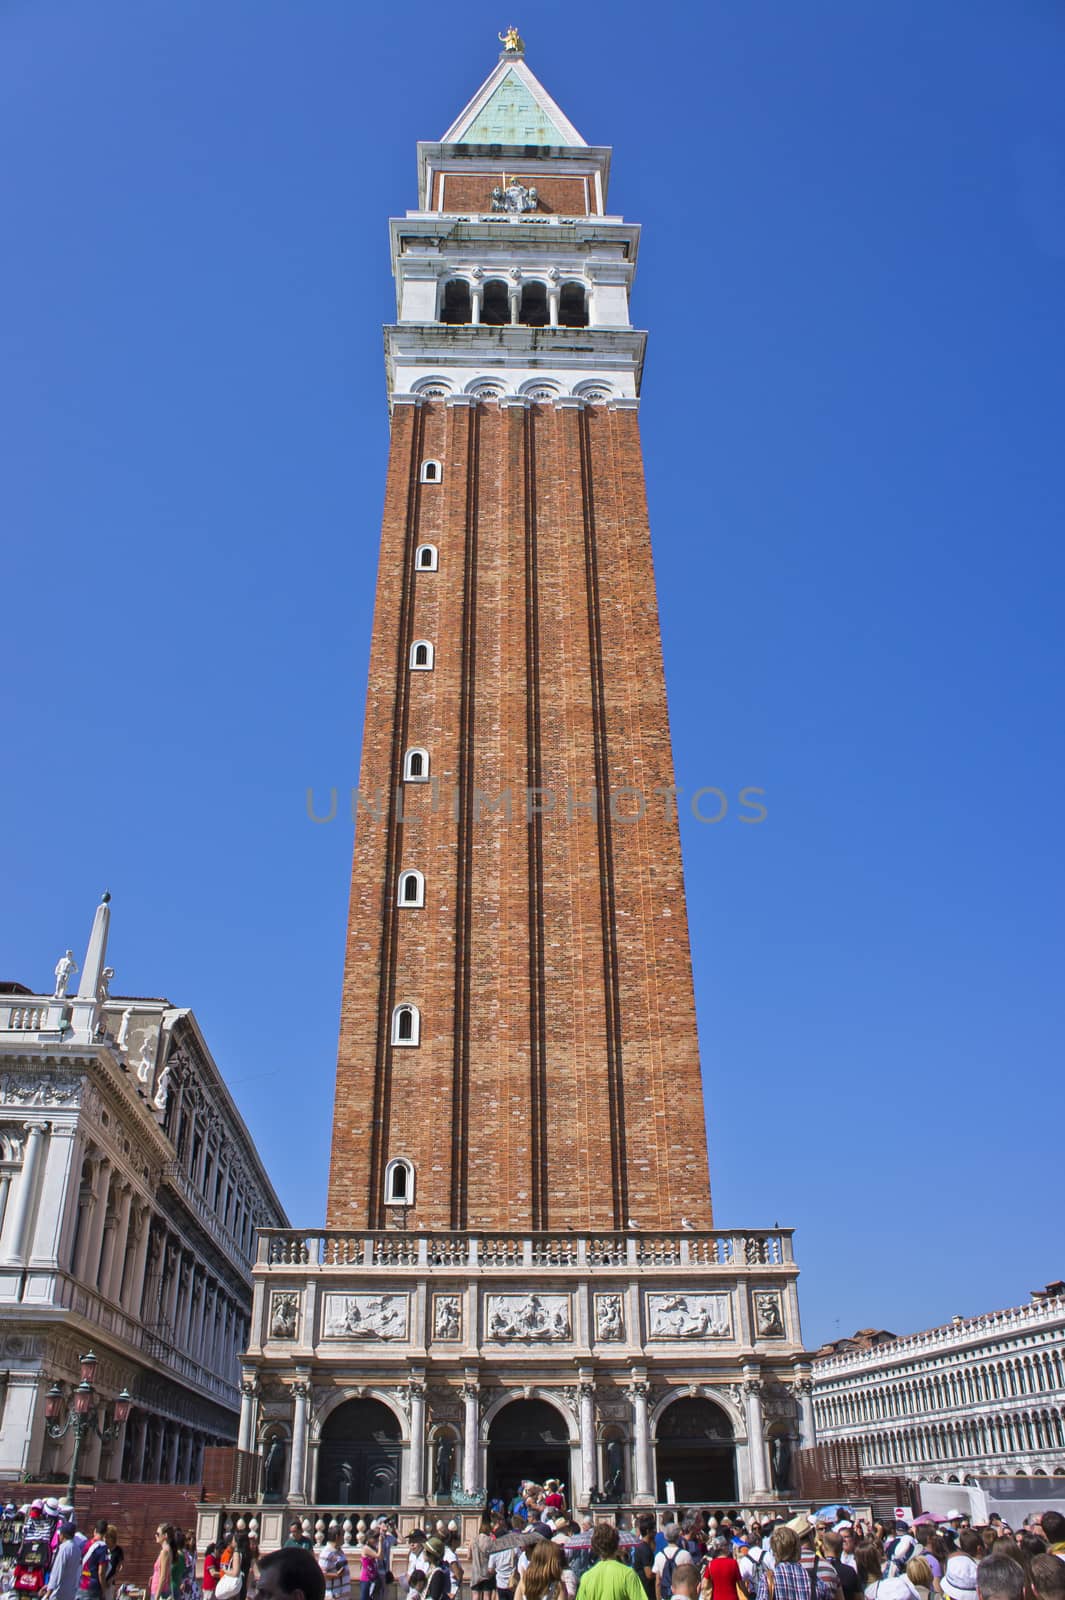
top-left (384, 1157), bottom-right (415, 1206)
top-left (410, 640), bottom-right (434, 670)
top-left (398, 869), bottom-right (425, 908)
top-left (420, 460), bottom-right (443, 484)
top-left (391, 1004), bottom-right (420, 1046)
top-left (404, 747), bottom-right (430, 782)
top-left (415, 544), bottom-right (438, 571)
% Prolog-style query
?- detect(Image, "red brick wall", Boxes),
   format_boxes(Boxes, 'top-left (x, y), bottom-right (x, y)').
top-left (436, 173), bottom-right (590, 215)
top-left (0, 1481), bottom-right (201, 1588)
top-left (327, 399), bottom-right (713, 1233)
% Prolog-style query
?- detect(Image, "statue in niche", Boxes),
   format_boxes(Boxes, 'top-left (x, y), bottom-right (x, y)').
top-left (263, 1435), bottom-right (286, 1499)
top-left (771, 1434), bottom-right (792, 1490)
top-left (434, 1436), bottom-right (455, 1497)
top-left (603, 1438), bottom-right (625, 1499)
top-left (596, 1295), bottom-right (623, 1341)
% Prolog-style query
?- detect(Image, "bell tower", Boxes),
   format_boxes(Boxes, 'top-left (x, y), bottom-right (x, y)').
top-left (327, 28), bottom-right (712, 1236)
top-left (243, 36), bottom-right (808, 1526)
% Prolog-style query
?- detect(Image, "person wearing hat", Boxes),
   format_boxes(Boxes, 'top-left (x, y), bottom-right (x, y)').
top-left (785, 1518), bottom-right (840, 1598)
top-left (423, 1539), bottom-right (451, 1600)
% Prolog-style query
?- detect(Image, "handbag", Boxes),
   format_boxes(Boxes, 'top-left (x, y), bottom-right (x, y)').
top-left (216, 1575), bottom-right (242, 1600)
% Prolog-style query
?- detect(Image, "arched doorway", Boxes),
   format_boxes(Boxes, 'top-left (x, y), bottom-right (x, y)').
top-left (655, 1397), bottom-right (736, 1504)
top-left (487, 1399), bottom-right (570, 1506)
top-left (317, 1397), bottom-right (402, 1506)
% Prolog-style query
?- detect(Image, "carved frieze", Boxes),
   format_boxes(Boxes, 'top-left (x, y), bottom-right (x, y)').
top-left (752, 1290), bottom-right (786, 1338)
top-left (0, 1075), bottom-right (82, 1108)
top-left (485, 1292), bottom-right (571, 1341)
top-left (595, 1293), bottom-right (624, 1341)
top-left (433, 1294), bottom-right (461, 1341)
top-left (646, 1292), bottom-right (732, 1339)
top-left (321, 1292), bottom-right (409, 1341)
top-left (269, 1291), bottom-right (300, 1340)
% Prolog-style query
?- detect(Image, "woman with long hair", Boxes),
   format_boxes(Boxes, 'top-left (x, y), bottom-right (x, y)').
top-left (855, 1544), bottom-right (886, 1598)
top-left (151, 1526), bottom-right (177, 1600)
top-left (515, 1540), bottom-right (565, 1600)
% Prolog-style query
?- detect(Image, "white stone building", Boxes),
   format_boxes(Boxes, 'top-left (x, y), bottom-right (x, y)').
top-left (0, 895), bottom-right (287, 1485)
top-left (811, 1287), bottom-right (1065, 1485)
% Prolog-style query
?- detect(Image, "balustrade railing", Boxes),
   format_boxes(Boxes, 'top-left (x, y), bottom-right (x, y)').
top-left (258, 1227), bottom-right (794, 1271)
top-left (813, 1294), bottom-right (1065, 1375)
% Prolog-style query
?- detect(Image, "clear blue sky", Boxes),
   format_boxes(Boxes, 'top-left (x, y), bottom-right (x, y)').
top-left (2, 2), bottom-right (1063, 1351)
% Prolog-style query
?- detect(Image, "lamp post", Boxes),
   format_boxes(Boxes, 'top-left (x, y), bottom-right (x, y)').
top-left (44, 1352), bottom-right (133, 1500)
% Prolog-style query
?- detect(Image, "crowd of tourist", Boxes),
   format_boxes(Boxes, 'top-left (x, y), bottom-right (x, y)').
top-left (230, 1499), bottom-right (1065, 1600)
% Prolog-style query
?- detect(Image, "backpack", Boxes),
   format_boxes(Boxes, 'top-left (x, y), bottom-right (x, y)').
top-left (659, 1552), bottom-right (680, 1600)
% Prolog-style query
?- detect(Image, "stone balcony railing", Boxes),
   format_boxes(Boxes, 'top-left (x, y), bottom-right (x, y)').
top-left (256, 1227), bottom-right (794, 1271)
top-left (813, 1294), bottom-right (1065, 1377)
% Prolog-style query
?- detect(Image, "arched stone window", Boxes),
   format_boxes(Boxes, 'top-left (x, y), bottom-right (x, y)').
top-left (519, 281), bottom-right (548, 327)
top-left (481, 280), bottom-right (509, 325)
top-left (398, 869), bottom-right (425, 908)
top-left (559, 281), bottom-right (588, 327)
top-left (404, 748), bottom-right (430, 782)
top-left (391, 1004), bottom-right (420, 1046)
top-left (410, 640), bottom-right (434, 670)
top-left (384, 1157), bottom-right (414, 1206)
top-left (440, 279), bottom-right (472, 324)
top-left (415, 544), bottom-right (438, 571)
top-left (420, 460), bottom-right (443, 484)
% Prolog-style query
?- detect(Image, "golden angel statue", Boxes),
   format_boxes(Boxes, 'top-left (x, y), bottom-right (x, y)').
top-left (498, 26), bottom-right (524, 53)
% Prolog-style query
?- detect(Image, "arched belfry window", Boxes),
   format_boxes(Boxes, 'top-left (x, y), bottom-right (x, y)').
top-left (410, 640), bottom-right (434, 670)
top-left (440, 280), bottom-right (472, 324)
top-left (420, 460), bottom-right (442, 484)
top-left (415, 544), bottom-right (438, 571)
top-left (391, 1004), bottom-right (420, 1046)
top-left (404, 747), bottom-right (430, 782)
top-left (398, 869), bottom-right (425, 908)
top-left (519, 281), bottom-right (549, 327)
top-left (559, 282), bottom-right (588, 328)
top-left (481, 280), bottom-right (510, 326)
top-left (384, 1158), bottom-right (415, 1206)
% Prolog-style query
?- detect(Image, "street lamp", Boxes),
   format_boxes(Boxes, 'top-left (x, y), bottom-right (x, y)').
top-left (44, 1352), bottom-right (133, 1499)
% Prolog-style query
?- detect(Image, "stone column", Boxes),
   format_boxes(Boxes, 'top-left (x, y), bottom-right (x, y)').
top-left (744, 1372), bottom-right (769, 1496)
top-left (130, 1413), bottom-right (149, 1482)
top-left (470, 283), bottom-right (483, 325)
top-left (408, 1380), bottom-right (427, 1501)
top-left (238, 1377), bottom-right (258, 1454)
top-left (165, 1425), bottom-right (181, 1484)
top-left (548, 279), bottom-right (560, 327)
top-left (508, 273), bottom-right (521, 325)
top-left (578, 1379), bottom-right (596, 1506)
top-left (96, 1185), bottom-right (119, 1294)
top-left (163, 1239), bottom-right (182, 1330)
top-left (82, 1157), bottom-right (112, 1285)
top-left (461, 1377), bottom-right (480, 1493)
top-left (1, 1122), bottom-right (48, 1264)
top-left (792, 1374), bottom-right (816, 1450)
top-left (107, 1186), bottom-right (134, 1302)
top-left (288, 1379), bottom-right (310, 1503)
top-left (628, 1379), bottom-right (653, 1503)
top-left (0, 1172), bottom-right (11, 1242)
